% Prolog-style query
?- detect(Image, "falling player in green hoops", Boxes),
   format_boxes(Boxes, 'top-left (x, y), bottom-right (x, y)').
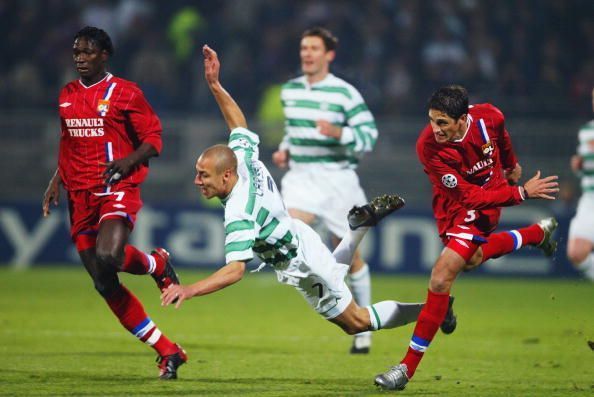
top-left (160, 45), bottom-right (456, 344)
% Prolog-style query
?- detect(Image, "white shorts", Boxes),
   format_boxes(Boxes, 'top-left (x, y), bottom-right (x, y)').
top-left (275, 219), bottom-right (353, 319)
top-left (281, 168), bottom-right (367, 238)
top-left (569, 193), bottom-right (594, 241)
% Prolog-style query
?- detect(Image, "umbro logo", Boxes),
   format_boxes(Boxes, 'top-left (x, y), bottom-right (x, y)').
top-left (59, 102), bottom-right (72, 108)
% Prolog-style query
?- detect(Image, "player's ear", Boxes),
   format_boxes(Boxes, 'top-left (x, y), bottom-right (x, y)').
top-left (100, 49), bottom-right (109, 63)
top-left (326, 50), bottom-right (336, 63)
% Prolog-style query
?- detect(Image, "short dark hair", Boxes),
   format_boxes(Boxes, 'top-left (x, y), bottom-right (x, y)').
top-left (74, 26), bottom-right (114, 56)
top-left (302, 27), bottom-right (338, 52)
top-left (428, 85), bottom-right (469, 120)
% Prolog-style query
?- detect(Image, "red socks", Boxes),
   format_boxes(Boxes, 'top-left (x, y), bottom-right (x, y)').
top-left (105, 284), bottom-right (177, 356)
top-left (400, 289), bottom-right (450, 378)
top-left (481, 224), bottom-right (544, 263)
top-left (121, 245), bottom-right (164, 275)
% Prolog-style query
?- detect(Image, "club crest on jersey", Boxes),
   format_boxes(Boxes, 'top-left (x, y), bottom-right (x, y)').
top-left (481, 142), bottom-right (494, 157)
top-left (97, 99), bottom-right (110, 116)
top-left (441, 174), bottom-right (458, 188)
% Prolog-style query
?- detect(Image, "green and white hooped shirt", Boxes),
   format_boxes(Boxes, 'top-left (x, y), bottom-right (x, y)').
top-left (223, 127), bottom-right (299, 268)
top-left (577, 120), bottom-right (594, 193)
top-left (280, 74), bottom-right (378, 170)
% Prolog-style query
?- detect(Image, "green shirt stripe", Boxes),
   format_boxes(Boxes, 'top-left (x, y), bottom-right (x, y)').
top-left (346, 103), bottom-right (369, 119)
top-left (291, 154), bottom-right (359, 164)
top-left (256, 207), bottom-right (270, 226)
top-left (229, 132), bottom-right (258, 147)
top-left (289, 137), bottom-right (341, 147)
top-left (225, 220), bottom-right (254, 234)
top-left (286, 118), bottom-right (317, 128)
top-left (225, 240), bottom-right (254, 254)
top-left (259, 218), bottom-right (280, 240)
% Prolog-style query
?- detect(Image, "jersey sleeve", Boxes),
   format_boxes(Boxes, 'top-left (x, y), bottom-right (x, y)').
top-left (424, 151), bottom-right (524, 209)
top-left (223, 212), bottom-right (256, 264)
top-left (228, 127), bottom-right (260, 165)
top-left (341, 87), bottom-right (378, 156)
top-left (123, 86), bottom-right (163, 154)
top-left (491, 106), bottom-right (518, 171)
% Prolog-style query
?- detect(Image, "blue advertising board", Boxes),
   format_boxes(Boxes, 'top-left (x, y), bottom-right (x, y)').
top-left (0, 201), bottom-right (579, 277)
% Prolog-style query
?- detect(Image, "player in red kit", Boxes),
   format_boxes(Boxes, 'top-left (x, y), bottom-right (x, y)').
top-left (374, 85), bottom-right (560, 391)
top-left (41, 27), bottom-right (186, 379)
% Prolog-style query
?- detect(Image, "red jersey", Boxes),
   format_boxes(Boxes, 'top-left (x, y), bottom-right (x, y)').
top-left (417, 103), bottom-right (525, 236)
top-left (57, 73), bottom-right (162, 191)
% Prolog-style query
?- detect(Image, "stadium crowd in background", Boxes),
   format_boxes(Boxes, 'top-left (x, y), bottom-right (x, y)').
top-left (1, 0), bottom-right (593, 118)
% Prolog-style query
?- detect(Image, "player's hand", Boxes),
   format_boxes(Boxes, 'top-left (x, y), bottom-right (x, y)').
top-left (317, 120), bottom-right (342, 139)
top-left (101, 158), bottom-right (135, 185)
top-left (161, 284), bottom-right (193, 309)
top-left (570, 155), bottom-right (583, 173)
top-left (203, 45), bottom-right (220, 86)
top-left (272, 150), bottom-right (289, 169)
top-left (504, 163), bottom-right (522, 185)
top-left (42, 173), bottom-right (61, 217)
top-left (522, 170), bottom-right (559, 200)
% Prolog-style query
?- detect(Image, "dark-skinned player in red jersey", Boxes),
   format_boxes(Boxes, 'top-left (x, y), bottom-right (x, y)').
top-left (42, 27), bottom-right (186, 379)
top-left (374, 85), bottom-right (560, 391)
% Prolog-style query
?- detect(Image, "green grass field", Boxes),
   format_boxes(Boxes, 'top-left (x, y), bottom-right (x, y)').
top-left (1, 267), bottom-right (592, 396)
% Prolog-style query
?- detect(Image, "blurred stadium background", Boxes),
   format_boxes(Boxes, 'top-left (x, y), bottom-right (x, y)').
top-left (1, 0), bottom-right (593, 276)
top-left (1, 1), bottom-right (594, 396)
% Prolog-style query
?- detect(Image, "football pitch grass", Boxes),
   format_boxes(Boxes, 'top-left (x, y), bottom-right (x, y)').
top-left (1, 267), bottom-right (592, 396)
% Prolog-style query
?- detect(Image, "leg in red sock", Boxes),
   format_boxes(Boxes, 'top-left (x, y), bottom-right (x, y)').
top-left (105, 284), bottom-right (178, 357)
top-left (481, 224), bottom-right (544, 262)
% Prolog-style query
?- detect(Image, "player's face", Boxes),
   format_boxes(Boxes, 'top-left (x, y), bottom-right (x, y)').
top-left (72, 37), bottom-right (107, 82)
top-left (195, 155), bottom-right (232, 199)
top-left (300, 36), bottom-right (334, 78)
top-left (428, 109), bottom-right (467, 144)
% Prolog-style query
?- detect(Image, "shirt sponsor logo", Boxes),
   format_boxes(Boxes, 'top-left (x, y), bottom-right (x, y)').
top-left (466, 157), bottom-right (494, 175)
top-left (65, 118), bottom-right (105, 137)
top-left (441, 174), bottom-right (458, 188)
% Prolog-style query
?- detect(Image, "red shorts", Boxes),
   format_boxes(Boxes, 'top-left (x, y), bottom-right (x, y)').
top-left (440, 207), bottom-right (501, 262)
top-left (67, 185), bottom-right (143, 251)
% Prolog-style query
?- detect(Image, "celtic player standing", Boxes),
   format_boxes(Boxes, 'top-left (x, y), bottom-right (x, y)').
top-left (272, 28), bottom-right (378, 354)
top-left (567, 88), bottom-right (594, 281)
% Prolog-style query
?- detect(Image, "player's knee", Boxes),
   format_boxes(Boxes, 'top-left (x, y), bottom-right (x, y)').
top-left (344, 313), bottom-right (370, 335)
top-left (95, 249), bottom-right (123, 270)
top-left (567, 248), bottom-right (588, 265)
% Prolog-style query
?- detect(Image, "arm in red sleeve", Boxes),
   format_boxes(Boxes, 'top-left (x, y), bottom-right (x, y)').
top-left (426, 156), bottom-right (524, 210)
top-left (124, 87), bottom-right (163, 154)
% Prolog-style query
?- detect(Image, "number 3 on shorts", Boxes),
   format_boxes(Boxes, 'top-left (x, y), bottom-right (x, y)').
top-left (464, 210), bottom-right (477, 223)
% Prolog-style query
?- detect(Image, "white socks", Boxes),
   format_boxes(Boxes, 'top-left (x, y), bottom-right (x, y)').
top-left (367, 301), bottom-right (424, 330)
top-left (577, 253), bottom-right (594, 281)
top-left (332, 227), bottom-right (369, 266)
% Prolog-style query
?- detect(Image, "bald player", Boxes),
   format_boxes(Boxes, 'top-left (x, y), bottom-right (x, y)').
top-left (160, 45), bottom-right (456, 345)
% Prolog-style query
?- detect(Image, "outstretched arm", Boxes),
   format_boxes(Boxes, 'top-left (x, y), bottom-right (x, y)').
top-left (160, 261), bottom-right (246, 309)
top-left (203, 45), bottom-right (247, 130)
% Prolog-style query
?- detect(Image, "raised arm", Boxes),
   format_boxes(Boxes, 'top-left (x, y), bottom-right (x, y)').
top-left (203, 45), bottom-right (247, 130)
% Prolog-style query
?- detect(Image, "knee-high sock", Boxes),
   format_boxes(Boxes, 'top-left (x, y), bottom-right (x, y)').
top-left (349, 264), bottom-right (372, 337)
top-left (105, 284), bottom-right (177, 356)
top-left (332, 227), bottom-right (369, 266)
top-left (481, 224), bottom-right (544, 263)
top-left (120, 245), bottom-right (163, 275)
top-left (577, 253), bottom-right (594, 281)
top-left (400, 290), bottom-right (450, 378)
top-left (367, 301), bottom-right (423, 330)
